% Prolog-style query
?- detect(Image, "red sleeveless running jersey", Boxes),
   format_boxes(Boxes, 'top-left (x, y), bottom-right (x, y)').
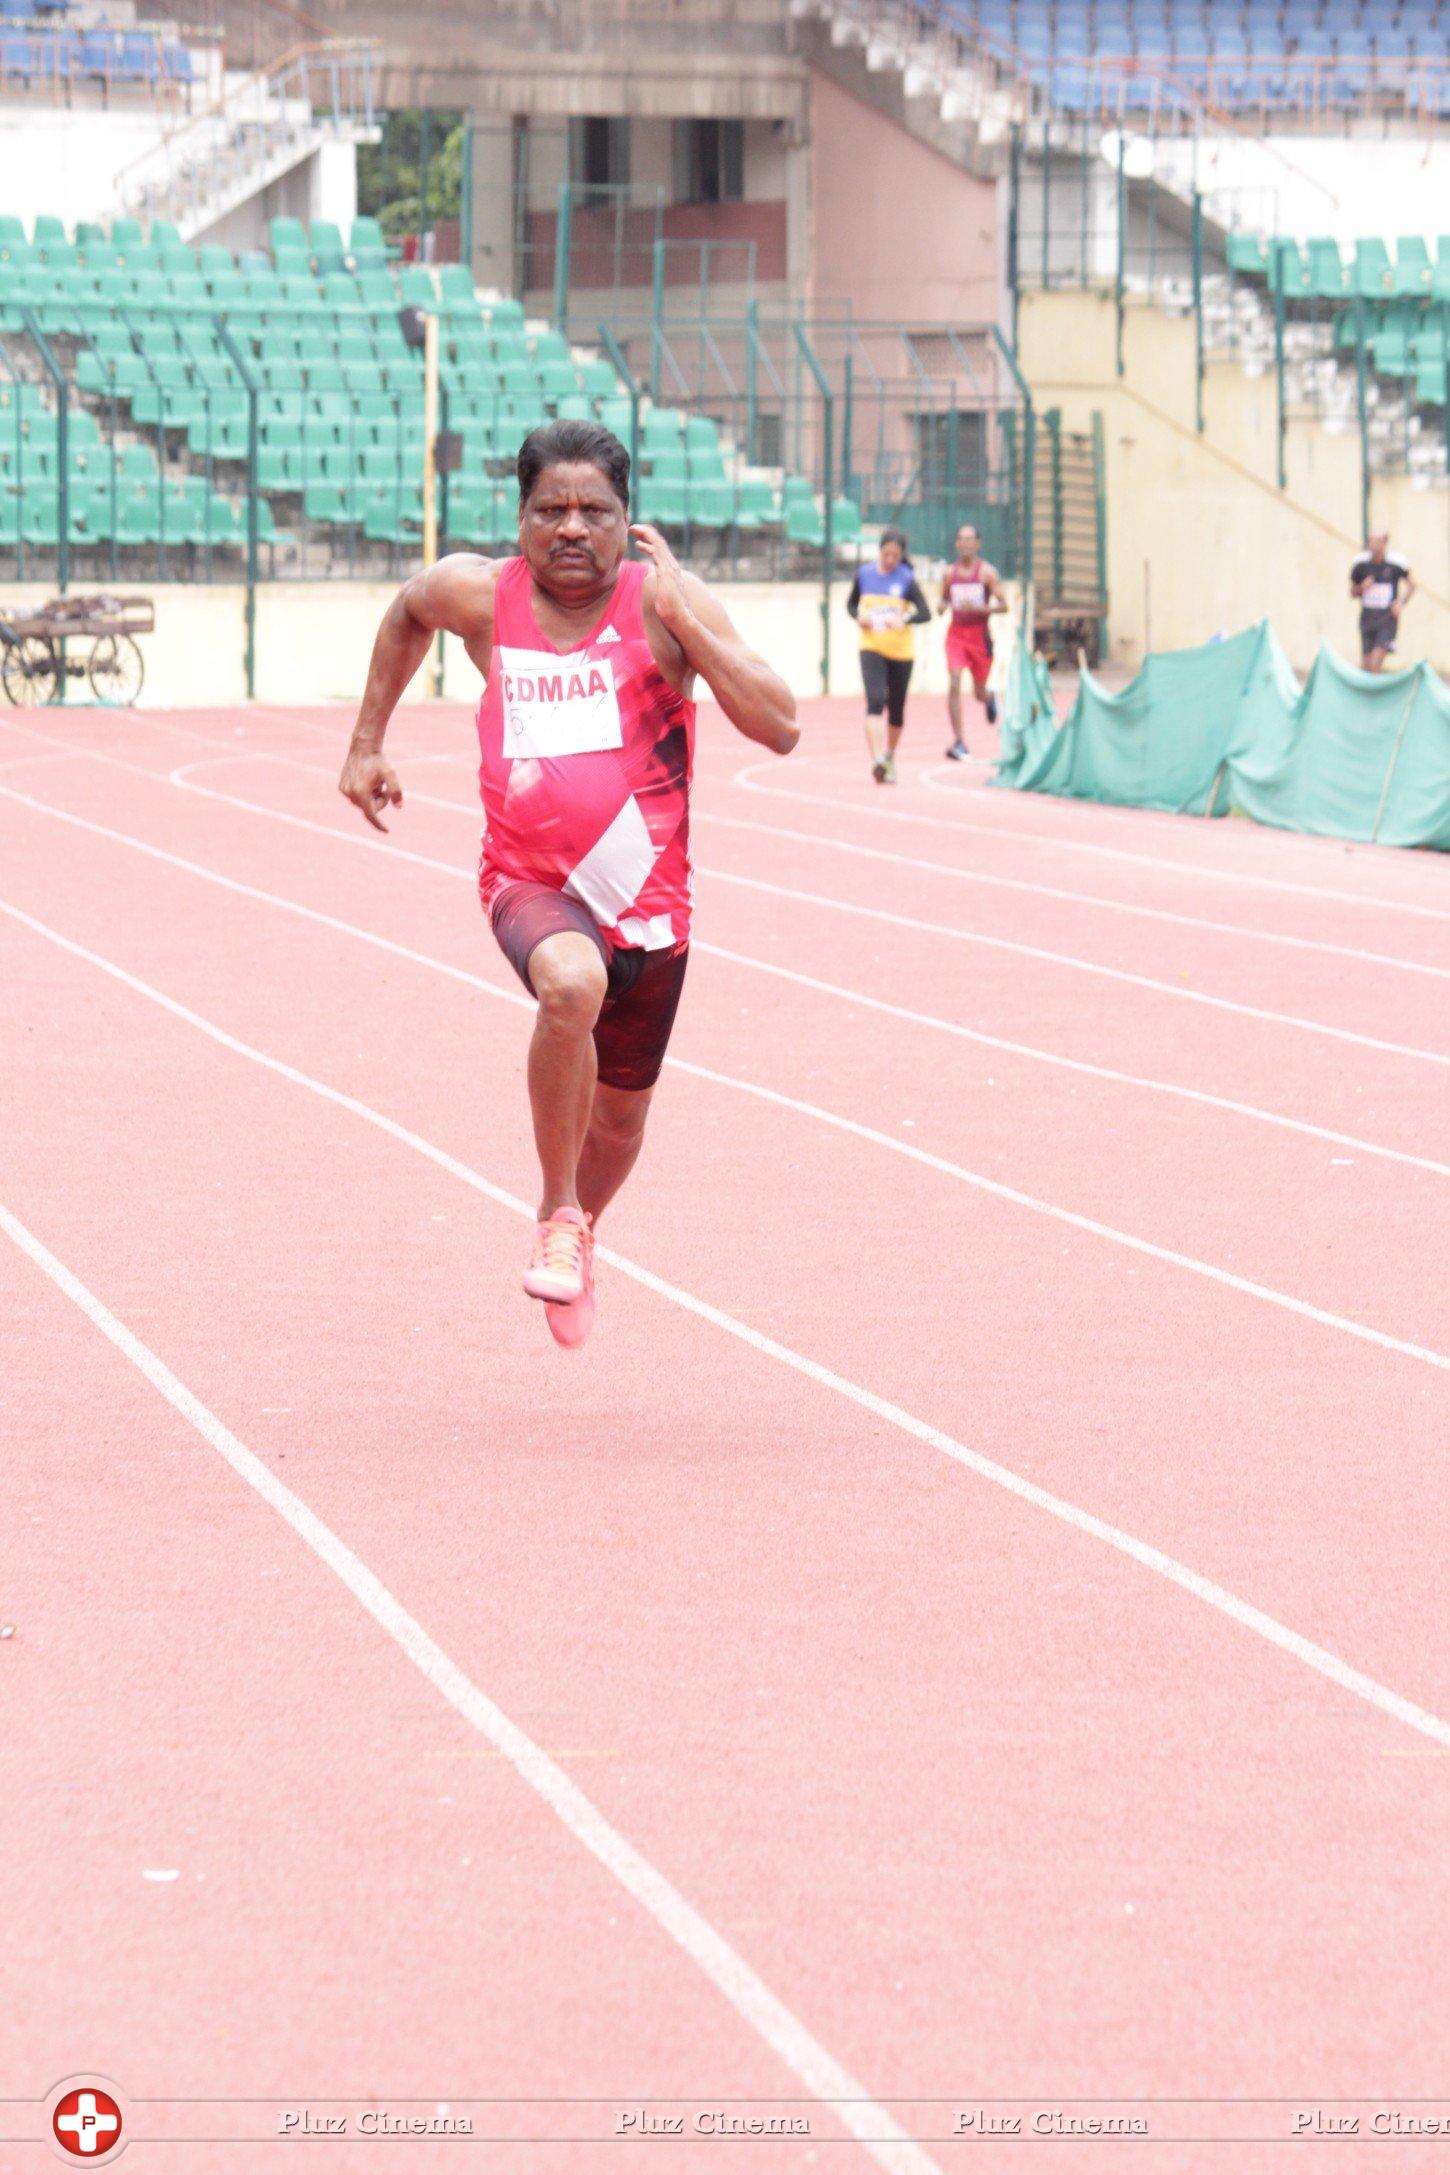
top-left (476, 556), bottom-right (695, 954)
top-left (946, 556), bottom-right (997, 623)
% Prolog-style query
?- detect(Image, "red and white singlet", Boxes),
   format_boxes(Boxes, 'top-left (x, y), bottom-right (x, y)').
top-left (476, 557), bottom-right (695, 953)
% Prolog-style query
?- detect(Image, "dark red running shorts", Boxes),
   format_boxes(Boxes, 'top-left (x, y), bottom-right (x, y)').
top-left (488, 879), bottom-right (689, 1094)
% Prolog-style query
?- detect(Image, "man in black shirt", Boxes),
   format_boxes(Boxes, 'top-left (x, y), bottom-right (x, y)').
top-left (1349, 532), bottom-right (1415, 671)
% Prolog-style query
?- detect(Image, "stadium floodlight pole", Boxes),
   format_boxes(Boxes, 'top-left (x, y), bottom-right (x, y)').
top-left (23, 309), bottom-right (68, 596)
top-left (595, 323), bottom-right (641, 549)
top-left (1191, 188), bottom-right (1205, 433)
top-left (1354, 293), bottom-right (1370, 539)
top-left (402, 301), bottom-right (444, 695)
top-left (792, 321), bottom-right (833, 696)
top-left (993, 324), bottom-right (1036, 660)
top-left (1114, 129), bottom-right (1126, 376)
top-left (215, 316), bottom-right (260, 701)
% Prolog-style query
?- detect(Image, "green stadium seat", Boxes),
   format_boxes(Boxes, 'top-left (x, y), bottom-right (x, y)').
top-left (537, 359), bottom-right (579, 399)
top-left (1392, 236), bottom-right (1431, 296)
top-left (1306, 238), bottom-right (1346, 298)
top-left (686, 478), bottom-right (733, 528)
top-left (311, 220), bottom-right (346, 276)
top-left (636, 476), bottom-right (687, 525)
top-left (830, 496), bottom-right (863, 546)
top-left (642, 407), bottom-right (685, 447)
top-left (734, 479), bottom-right (778, 529)
top-left (350, 217), bottom-right (388, 272)
top-left (322, 272), bottom-right (362, 314)
top-left (553, 393), bottom-right (592, 421)
top-left (270, 216), bottom-right (307, 259)
top-left (648, 448), bottom-right (688, 484)
top-left (785, 497), bottom-right (825, 547)
top-left (21, 491), bottom-right (60, 546)
top-left (1226, 235), bottom-right (1269, 282)
top-left (579, 359), bottom-right (618, 399)
top-left (484, 297), bottom-right (525, 332)
top-left (1267, 240), bottom-right (1310, 297)
top-left (1354, 239), bottom-right (1393, 297)
top-left (198, 244), bottom-right (233, 278)
top-left (273, 246), bottom-right (310, 279)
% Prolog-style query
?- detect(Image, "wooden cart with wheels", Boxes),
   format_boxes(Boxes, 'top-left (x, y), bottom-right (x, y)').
top-left (0, 594), bottom-right (153, 708)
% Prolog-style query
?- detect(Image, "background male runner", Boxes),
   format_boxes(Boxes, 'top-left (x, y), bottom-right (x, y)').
top-left (938, 522), bottom-right (1008, 757)
top-left (338, 419), bottom-right (797, 1348)
top-left (1350, 531), bottom-right (1415, 672)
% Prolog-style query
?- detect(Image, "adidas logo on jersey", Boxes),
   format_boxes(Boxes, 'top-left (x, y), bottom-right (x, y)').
top-left (596, 626), bottom-right (622, 645)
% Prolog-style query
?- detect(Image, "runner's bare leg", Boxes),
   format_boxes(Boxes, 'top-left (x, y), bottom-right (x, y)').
top-left (576, 1082), bottom-right (655, 1224)
top-left (526, 931), bottom-right (607, 1217)
top-left (947, 668), bottom-right (963, 744)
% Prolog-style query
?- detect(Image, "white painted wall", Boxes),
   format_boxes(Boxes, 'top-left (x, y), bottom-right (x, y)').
top-left (1153, 131), bottom-right (1450, 248)
top-left (0, 107), bottom-right (171, 230)
top-left (0, 574), bottom-right (1013, 706)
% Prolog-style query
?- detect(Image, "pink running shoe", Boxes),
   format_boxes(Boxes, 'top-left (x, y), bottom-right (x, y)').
top-left (524, 1205), bottom-right (592, 1303)
top-left (545, 1241), bottom-right (596, 1349)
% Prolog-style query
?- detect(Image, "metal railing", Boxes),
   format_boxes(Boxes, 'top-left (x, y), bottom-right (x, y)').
top-left (115, 41), bottom-right (378, 235)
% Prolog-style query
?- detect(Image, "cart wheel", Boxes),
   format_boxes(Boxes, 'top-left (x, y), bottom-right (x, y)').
top-left (87, 632), bottom-right (145, 707)
top-left (1, 633), bottom-right (60, 708)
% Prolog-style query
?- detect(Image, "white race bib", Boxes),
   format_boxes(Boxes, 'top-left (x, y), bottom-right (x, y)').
top-left (1363, 580), bottom-right (1394, 611)
top-left (860, 596), bottom-right (906, 631)
top-left (951, 581), bottom-right (986, 612)
top-left (498, 647), bottom-right (623, 760)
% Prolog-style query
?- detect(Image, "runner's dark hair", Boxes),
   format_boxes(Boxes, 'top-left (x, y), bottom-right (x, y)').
top-left (880, 524), bottom-right (912, 570)
top-left (517, 419), bottom-right (631, 509)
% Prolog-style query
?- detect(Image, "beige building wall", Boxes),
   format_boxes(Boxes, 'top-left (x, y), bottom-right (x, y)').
top-left (807, 72), bottom-right (998, 323)
top-left (1018, 288), bottom-right (1450, 675)
top-left (1, 576), bottom-right (989, 710)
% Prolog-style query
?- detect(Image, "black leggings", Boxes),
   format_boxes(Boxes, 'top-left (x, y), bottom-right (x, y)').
top-left (861, 650), bottom-right (913, 728)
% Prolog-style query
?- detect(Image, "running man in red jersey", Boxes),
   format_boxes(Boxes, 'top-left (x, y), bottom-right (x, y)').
top-left (338, 419), bottom-right (798, 1348)
top-left (938, 522), bottom-right (1009, 759)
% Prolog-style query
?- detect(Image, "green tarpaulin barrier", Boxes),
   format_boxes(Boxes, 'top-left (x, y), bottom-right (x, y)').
top-left (996, 620), bottom-right (1450, 850)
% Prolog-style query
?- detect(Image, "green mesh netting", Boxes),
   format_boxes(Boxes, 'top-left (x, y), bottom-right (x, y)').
top-left (995, 621), bottom-right (1450, 850)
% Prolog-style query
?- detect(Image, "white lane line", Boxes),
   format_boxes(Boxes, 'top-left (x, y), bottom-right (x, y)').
top-left (160, 764), bottom-right (1450, 1071)
top-left (5, 896), bottom-right (1448, 1754)
top-left (6, 785), bottom-right (1444, 1198)
top-left (17, 769), bottom-right (1434, 1178)
top-left (690, 810), bottom-right (1450, 981)
top-left (166, 748), bottom-right (1450, 983)
top-left (0, 1202), bottom-right (937, 2175)
top-left (8, 783), bottom-right (1447, 1360)
top-left (730, 761), bottom-right (1450, 923)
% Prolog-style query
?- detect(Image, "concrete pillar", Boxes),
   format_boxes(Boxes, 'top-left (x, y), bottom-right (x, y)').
top-left (468, 116), bottom-right (516, 293)
top-left (312, 139), bottom-right (358, 230)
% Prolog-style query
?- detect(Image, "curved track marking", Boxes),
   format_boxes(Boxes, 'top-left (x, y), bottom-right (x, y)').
top-left (0, 1201), bottom-right (938, 2175)
top-left (690, 812), bottom-right (1449, 980)
top-left (4, 897), bottom-right (1449, 1752)
top-left (4, 776), bottom-right (1440, 1185)
top-left (731, 760), bottom-right (1450, 923)
top-left (4, 785), bottom-right (1447, 1374)
top-left (161, 765), bottom-right (1450, 1070)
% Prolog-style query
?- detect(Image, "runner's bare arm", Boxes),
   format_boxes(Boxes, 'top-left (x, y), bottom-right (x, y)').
top-left (340, 554), bottom-right (497, 831)
top-left (632, 524), bottom-right (798, 754)
top-left (1395, 571), bottom-right (1416, 616)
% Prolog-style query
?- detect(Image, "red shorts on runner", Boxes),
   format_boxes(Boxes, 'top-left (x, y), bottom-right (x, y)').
top-left (947, 621), bottom-right (993, 684)
top-left (488, 879), bottom-right (688, 1094)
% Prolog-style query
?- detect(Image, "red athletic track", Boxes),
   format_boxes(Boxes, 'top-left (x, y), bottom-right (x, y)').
top-left (2, 692), bottom-right (1448, 2175)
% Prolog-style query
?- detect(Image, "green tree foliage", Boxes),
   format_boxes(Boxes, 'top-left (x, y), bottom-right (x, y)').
top-left (358, 111), bottom-right (466, 240)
